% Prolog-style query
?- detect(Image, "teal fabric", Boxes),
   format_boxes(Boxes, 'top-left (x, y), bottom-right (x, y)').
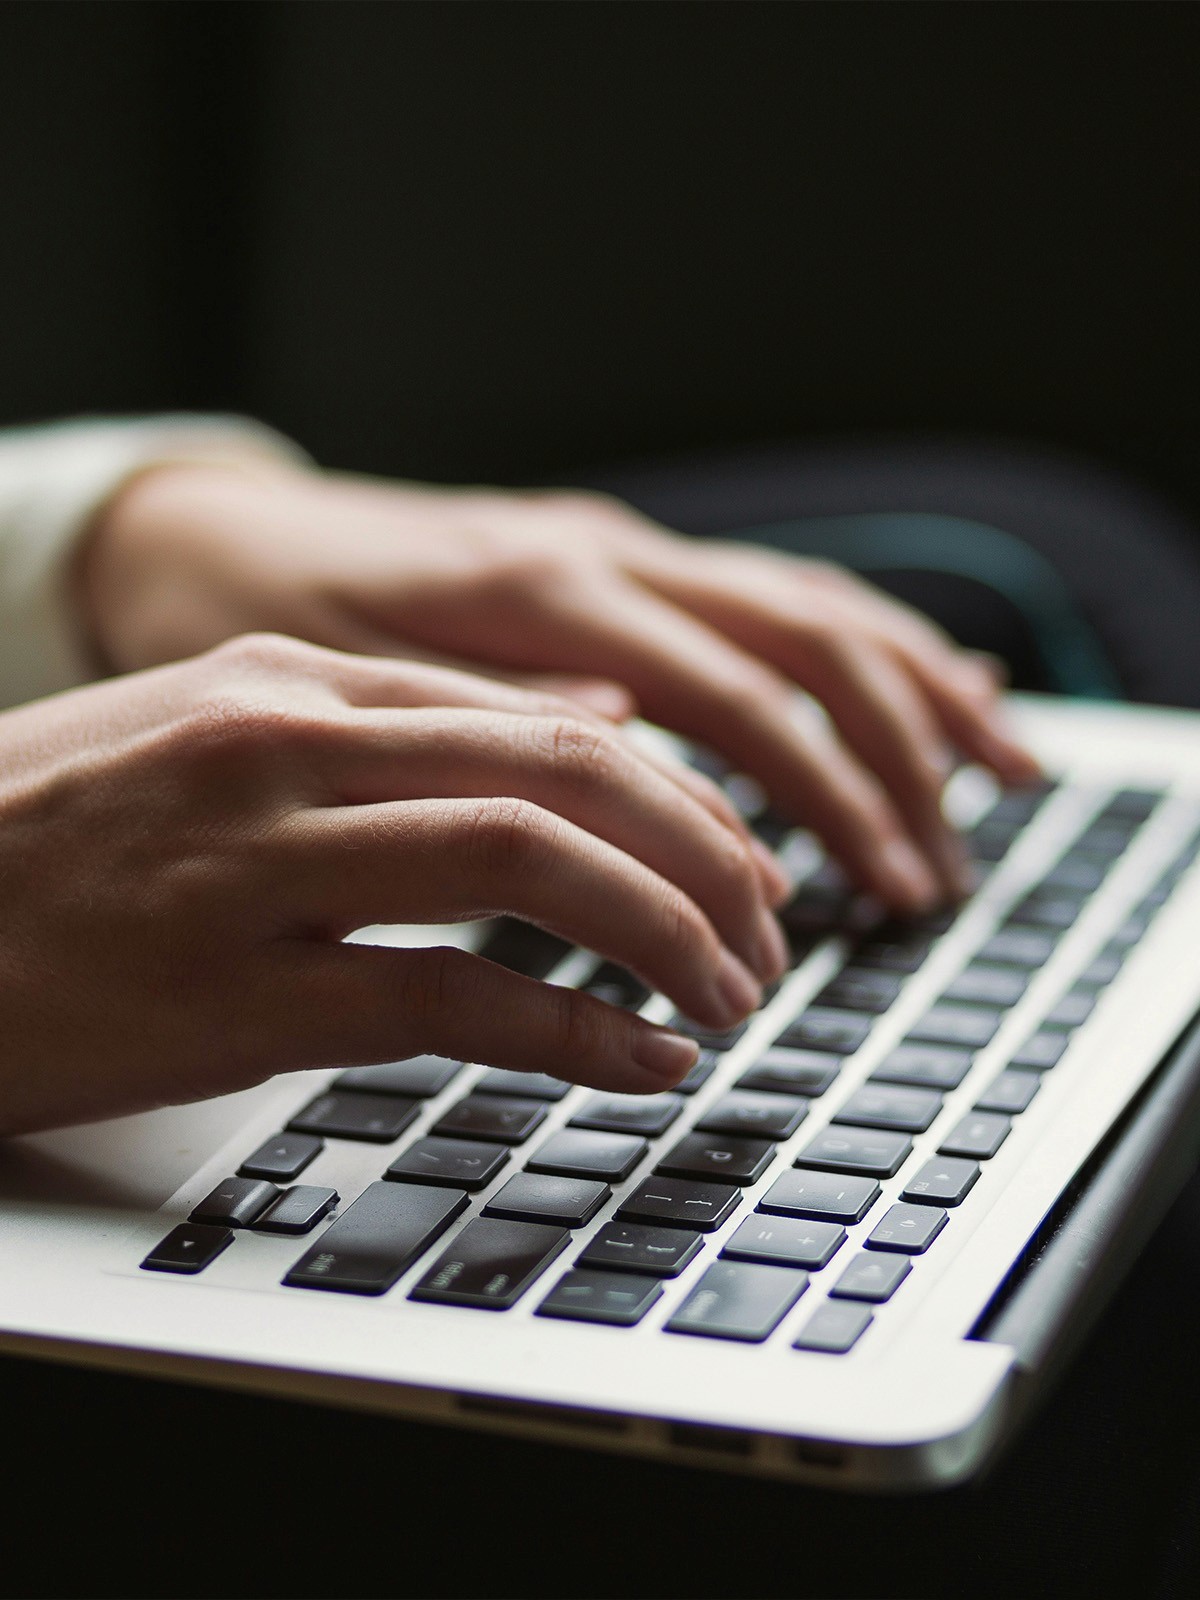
top-left (722, 512), bottom-right (1124, 701)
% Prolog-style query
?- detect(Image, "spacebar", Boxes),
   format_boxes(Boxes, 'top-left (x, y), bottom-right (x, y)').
top-left (284, 1181), bottom-right (468, 1296)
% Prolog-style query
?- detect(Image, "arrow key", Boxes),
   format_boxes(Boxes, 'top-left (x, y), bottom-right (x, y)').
top-left (141, 1223), bottom-right (233, 1275)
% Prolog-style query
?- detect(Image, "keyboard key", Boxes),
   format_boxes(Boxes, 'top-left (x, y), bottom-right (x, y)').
top-left (975, 1068), bottom-right (1041, 1114)
top-left (968, 822), bottom-right (1019, 863)
top-left (252, 1185), bottom-right (339, 1235)
top-left (757, 1168), bottom-right (880, 1224)
top-left (410, 1218), bottom-right (569, 1309)
top-left (908, 1004), bottom-right (1003, 1050)
top-left (569, 1092), bottom-right (684, 1137)
top-left (1078, 948), bottom-right (1124, 987)
top-left (866, 1202), bottom-right (947, 1253)
top-left (433, 1095), bottom-right (547, 1144)
top-left (1045, 988), bottom-right (1098, 1029)
top-left (795, 1126), bottom-right (912, 1178)
top-left (1110, 911), bottom-right (1154, 947)
top-left (617, 1177), bottom-right (741, 1232)
top-left (335, 1056), bottom-right (461, 1098)
top-left (722, 1214), bottom-right (845, 1269)
top-left (386, 1137), bottom-right (510, 1191)
top-left (285, 1182), bottom-right (467, 1295)
top-left (872, 1043), bottom-right (974, 1091)
top-left (1103, 787), bottom-right (1162, 822)
top-left (696, 1091), bottom-right (807, 1141)
top-left (852, 928), bottom-right (935, 974)
top-left (834, 1083), bottom-right (942, 1134)
top-left (667, 1015), bottom-right (749, 1051)
top-left (479, 917), bottom-right (571, 979)
top-left (239, 1132), bottom-right (323, 1182)
top-left (793, 1301), bottom-right (873, 1353)
top-left (483, 1173), bottom-right (610, 1228)
top-left (830, 1252), bottom-right (911, 1302)
top-left (141, 1223), bottom-right (232, 1275)
top-left (939, 1111), bottom-right (1011, 1159)
top-left (537, 1269), bottom-right (663, 1326)
top-left (902, 1157), bottom-right (980, 1207)
top-left (777, 1008), bottom-right (872, 1055)
top-left (527, 1128), bottom-right (648, 1182)
top-left (1042, 857), bottom-right (1108, 894)
top-left (675, 1051), bottom-right (719, 1094)
top-left (985, 786), bottom-right (1054, 829)
top-left (656, 1132), bottom-right (775, 1185)
top-left (474, 1069), bottom-right (571, 1101)
top-left (979, 927), bottom-right (1058, 968)
top-left (1010, 1030), bottom-right (1070, 1071)
top-left (813, 968), bottom-right (904, 1015)
top-left (944, 964), bottom-right (1029, 1007)
top-left (1009, 894), bottom-right (1084, 931)
top-left (666, 1260), bottom-right (809, 1342)
top-left (582, 962), bottom-right (651, 1011)
top-left (738, 1049), bottom-right (841, 1097)
top-left (289, 1091), bottom-right (419, 1143)
top-left (190, 1177), bottom-right (280, 1228)
top-left (577, 1222), bottom-right (703, 1277)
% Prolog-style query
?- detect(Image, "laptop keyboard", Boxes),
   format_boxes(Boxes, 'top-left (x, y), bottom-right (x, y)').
top-left (140, 775), bottom-right (1200, 1357)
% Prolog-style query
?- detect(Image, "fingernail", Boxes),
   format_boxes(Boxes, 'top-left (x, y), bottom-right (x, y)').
top-left (880, 838), bottom-right (940, 911)
top-left (632, 1026), bottom-right (699, 1081)
top-left (754, 906), bottom-right (790, 982)
top-left (750, 837), bottom-right (792, 904)
top-left (711, 948), bottom-right (763, 1023)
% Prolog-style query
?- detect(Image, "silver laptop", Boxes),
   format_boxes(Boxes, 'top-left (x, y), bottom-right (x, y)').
top-left (4, 692), bottom-right (1200, 1492)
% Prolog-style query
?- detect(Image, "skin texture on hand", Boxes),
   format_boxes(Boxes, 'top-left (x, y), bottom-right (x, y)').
top-left (80, 461), bottom-right (1039, 910)
top-left (0, 635), bottom-right (795, 1136)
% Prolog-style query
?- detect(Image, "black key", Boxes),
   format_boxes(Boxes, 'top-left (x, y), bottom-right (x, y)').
top-left (527, 1128), bottom-right (647, 1182)
top-left (577, 1222), bottom-right (703, 1277)
top-left (795, 1126), bottom-right (912, 1178)
top-left (569, 1092), bottom-right (683, 1137)
top-left (985, 787), bottom-right (1053, 829)
top-left (975, 1068), bottom-right (1041, 1114)
top-left (483, 1173), bottom-right (609, 1228)
top-left (1010, 1029), bottom-right (1070, 1071)
top-left (1045, 988), bottom-right (1098, 1028)
top-left (696, 1090), bottom-right (807, 1141)
top-left (1074, 822), bottom-right (1138, 858)
top-left (1110, 911), bottom-right (1154, 947)
top-left (834, 1083), bottom-right (942, 1134)
top-left (537, 1269), bottom-right (663, 1327)
top-left (968, 822), bottom-right (1019, 863)
top-left (777, 1008), bottom-right (872, 1056)
top-left (902, 1157), bottom-right (980, 1206)
top-left (285, 1181), bottom-right (467, 1295)
top-left (433, 1094), bottom-right (547, 1145)
top-left (252, 1185), bottom-right (339, 1235)
top-left (944, 964), bottom-right (1028, 1007)
top-left (830, 1252), bottom-right (911, 1303)
top-left (781, 880), bottom-right (854, 938)
top-left (722, 1214), bottom-right (845, 1269)
top-left (479, 917), bottom-right (571, 979)
top-left (667, 1015), bottom-right (749, 1051)
top-left (752, 809), bottom-right (792, 849)
top-left (872, 1042), bottom-right (974, 1091)
top-left (757, 1168), bottom-right (879, 1224)
top-left (675, 1051), bottom-right (719, 1094)
top-left (582, 962), bottom-right (651, 1011)
top-left (1042, 857), bottom-right (1108, 894)
top-left (666, 1260), bottom-right (809, 1343)
top-left (474, 1069), bottom-right (571, 1101)
top-left (1077, 948), bottom-right (1124, 987)
top-left (617, 1177), bottom-right (741, 1232)
top-left (866, 1202), bottom-right (947, 1253)
top-left (289, 1091), bottom-right (419, 1144)
top-left (1103, 787), bottom-right (1162, 822)
top-left (141, 1223), bottom-right (232, 1275)
top-left (908, 1003), bottom-right (1002, 1050)
top-left (410, 1218), bottom-right (569, 1309)
top-left (852, 928), bottom-right (935, 974)
top-left (190, 1176), bottom-right (280, 1228)
top-left (738, 1048), bottom-right (841, 1097)
top-left (813, 968), bottom-right (903, 1015)
top-left (939, 1111), bottom-right (1011, 1159)
top-left (793, 1301), bottom-right (873, 1354)
top-left (386, 1136), bottom-right (510, 1191)
top-left (1009, 894), bottom-right (1084, 931)
top-left (335, 1056), bottom-right (461, 1098)
top-left (656, 1132), bottom-right (775, 1186)
top-left (239, 1132), bottom-right (323, 1182)
top-left (979, 927), bottom-right (1058, 968)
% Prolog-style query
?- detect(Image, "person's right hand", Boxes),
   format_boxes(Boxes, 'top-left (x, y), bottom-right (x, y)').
top-left (0, 633), bottom-right (790, 1137)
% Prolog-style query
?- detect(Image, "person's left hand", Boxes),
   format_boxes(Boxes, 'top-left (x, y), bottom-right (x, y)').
top-left (80, 460), bottom-right (1040, 910)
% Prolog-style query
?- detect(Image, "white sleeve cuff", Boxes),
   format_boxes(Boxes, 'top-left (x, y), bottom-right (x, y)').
top-left (0, 414), bottom-right (307, 710)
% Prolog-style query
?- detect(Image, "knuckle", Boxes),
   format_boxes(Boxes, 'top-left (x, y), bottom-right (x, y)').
top-left (479, 550), bottom-right (581, 603)
top-left (545, 717), bottom-right (616, 786)
top-left (463, 796), bottom-right (551, 878)
top-left (206, 631), bottom-right (315, 674)
top-left (548, 987), bottom-right (607, 1069)
top-left (399, 944), bottom-right (468, 1028)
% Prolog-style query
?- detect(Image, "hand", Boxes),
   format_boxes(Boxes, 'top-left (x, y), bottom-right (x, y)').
top-left (81, 461), bottom-right (1040, 910)
top-left (0, 633), bottom-right (789, 1136)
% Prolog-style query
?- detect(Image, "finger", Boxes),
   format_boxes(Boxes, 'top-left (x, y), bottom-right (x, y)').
top-left (276, 942), bottom-right (700, 1094)
top-left (286, 796), bottom-right (765, 1030)
top-left (309, 713), bottom-right (787, 983)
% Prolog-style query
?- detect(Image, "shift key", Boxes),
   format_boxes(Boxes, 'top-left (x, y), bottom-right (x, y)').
top-left (284, 1181), bottom-right (467, 1295)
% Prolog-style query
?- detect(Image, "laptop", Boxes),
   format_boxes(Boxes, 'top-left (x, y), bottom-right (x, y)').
top-left (4, 692), bottom-right (1200, 1492)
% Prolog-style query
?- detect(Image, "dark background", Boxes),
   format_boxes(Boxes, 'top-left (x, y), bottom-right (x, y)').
top-left (0, 0), bottom-right (1197, 511)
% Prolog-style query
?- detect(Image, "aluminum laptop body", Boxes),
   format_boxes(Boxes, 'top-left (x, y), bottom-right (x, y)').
top-left (3, 693), bottom-right (1200, 1493)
